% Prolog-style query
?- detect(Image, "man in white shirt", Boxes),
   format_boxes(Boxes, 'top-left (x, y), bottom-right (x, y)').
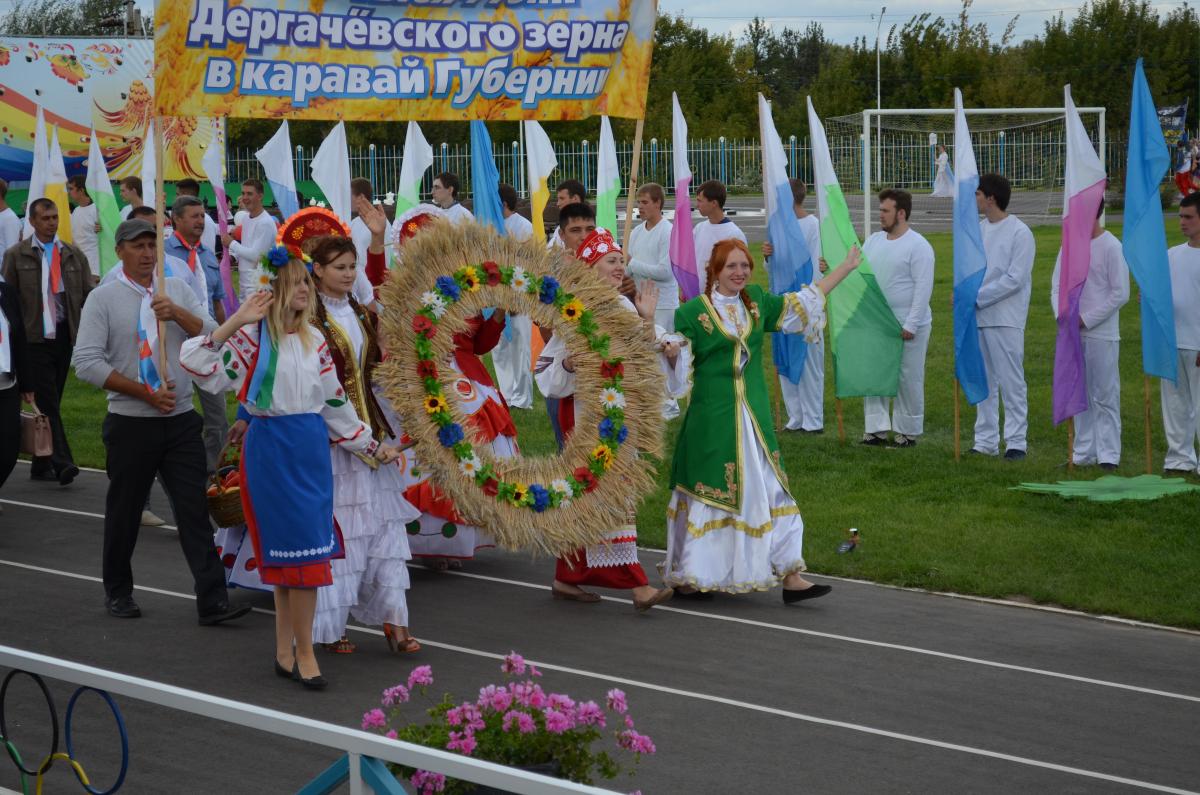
top-left (971, 174), bottom-right (1035, 460)
top-left (221, 179), bottom-right (278, 299)
top-left (0, 179), bottom-right (22, 257)
top-left (1161, 193), bottom-right (1200, 475)
top-left (627, 182), bottom-right (680, 419)
top-left (763, 179), bottom-right (824, 432)
top-left (174, 179), bottom-right (218, 253)
top-left (118, 176), bottom-right (144, 221)
top-left (862, 189), bottom-right (935, 447)
top-left (1050, 200), bottom-right (1130, 469)
top-left (492, 183), bottom-right (534, 410)
top-left (347, 177), bottom-right (380, 306)
top-left (67, 175), bottom-right (101, 280)
top-left (432, 172), bottom-right (474, 225)
top-left (693, 180), bottom-right (746, 294)
top-left (547, 180), bottom-right (586, 249)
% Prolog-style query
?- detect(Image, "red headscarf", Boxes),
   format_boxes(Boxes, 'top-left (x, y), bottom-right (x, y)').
top-left (576, 228), bottom-right (620, 267)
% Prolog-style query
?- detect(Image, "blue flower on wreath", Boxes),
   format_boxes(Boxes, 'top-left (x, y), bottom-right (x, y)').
top-left (436, 275), bottom-right (461, 301)
top-left (266, 245), bottom-right (291, 268)
top-left (617, 425), bottom-right (629, 444)
top-left (539, 276), bottom-right (559, 304)
top-left (598, 417), bottom-right (616, 440)
top-left (529, 484), bottom-right (551, 513)
top-left (438, 423), bottom-right (465, 447)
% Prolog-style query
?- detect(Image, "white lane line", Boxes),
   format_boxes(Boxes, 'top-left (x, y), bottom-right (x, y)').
top-left (2, 501), bottom-right (1200, 706)
top-left (3, 559), bottom-right (1196, 795)
top-left (416, 567), bottom-right (1200, 705)
top-left (0, 498), bottom-right (179, 530)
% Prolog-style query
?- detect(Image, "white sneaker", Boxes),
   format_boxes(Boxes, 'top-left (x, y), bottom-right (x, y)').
top-left (140, 510), bottom-right (166, 527)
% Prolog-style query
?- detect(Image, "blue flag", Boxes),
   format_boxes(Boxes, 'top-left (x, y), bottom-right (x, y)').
top-left (1124, 58), bottom-right (1178, 383)
top-left (951, 89), bottom-right (989, 405)
top-left (470, 121), bottom-right (506, 237)
top-left (758, 95), bottom-right (812, 384)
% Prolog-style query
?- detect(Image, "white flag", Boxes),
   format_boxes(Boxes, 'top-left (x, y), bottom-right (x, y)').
top-left (141, 119), bottom-right (156, 211)
top-left (311, 121), bottom-right (352, 225)
top-left (397, 121), bottom-right (434, 214)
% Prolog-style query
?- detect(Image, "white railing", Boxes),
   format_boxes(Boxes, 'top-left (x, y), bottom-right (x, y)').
top-left (0, 646), bottom-right (617, 795)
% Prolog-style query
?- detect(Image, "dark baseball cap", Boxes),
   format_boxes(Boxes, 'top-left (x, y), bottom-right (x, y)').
top-left (115, 218), bottom-right (157, 243)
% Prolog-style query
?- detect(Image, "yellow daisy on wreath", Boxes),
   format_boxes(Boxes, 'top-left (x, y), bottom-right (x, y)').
top-left (591, 444), bottom-right (615, 470)
top-left (423, 395), bottom-right (448, 414)
top-left (509, 481), bottom-right (530, 505)
top-left (561, 298), bottom-right (585, 322)
top-left (462, 266), bottom-right (480, 292)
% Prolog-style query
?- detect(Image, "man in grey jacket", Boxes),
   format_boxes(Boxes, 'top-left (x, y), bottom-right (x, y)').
top-left (72, 219), bottom-right (249, 624)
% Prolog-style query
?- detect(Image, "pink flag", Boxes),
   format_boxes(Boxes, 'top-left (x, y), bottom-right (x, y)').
top-left (668, 93), bottom-right (699, 301)
top-left (202, 120), bottom-right (238, 314)
top-left (1053, 86), bottom-right (1107, 425)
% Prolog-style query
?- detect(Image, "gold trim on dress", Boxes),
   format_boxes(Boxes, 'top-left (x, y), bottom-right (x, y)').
top-left (667, 498), bottom-right (800, 539)
top-left (697, 311), bottom-right (714, 334)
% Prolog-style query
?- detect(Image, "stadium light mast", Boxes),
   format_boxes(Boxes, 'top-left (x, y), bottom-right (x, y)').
top-left (875, 6), bottom-right (886, 185)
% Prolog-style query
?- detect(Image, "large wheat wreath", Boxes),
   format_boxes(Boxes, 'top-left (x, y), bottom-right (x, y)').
top-left (376, 219), bottom-right (666, 556)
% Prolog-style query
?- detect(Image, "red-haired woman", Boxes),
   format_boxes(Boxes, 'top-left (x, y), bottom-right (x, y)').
top-left (664, 239), bottom-right (861, 602)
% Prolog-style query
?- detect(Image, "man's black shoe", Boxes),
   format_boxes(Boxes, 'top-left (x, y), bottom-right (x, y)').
top-left (198, 603), bottom-right (252, 626)
top-left (30, 468), bottom-right (58, 482)
top-left (58, 464), bottom-right (80, 486)
top-left (1099, 462), bottom-right (1118, 472)
top-left (106, 596), bottom-right (142, 618)
top-left (1004, 449), bottom-right (1027, 461)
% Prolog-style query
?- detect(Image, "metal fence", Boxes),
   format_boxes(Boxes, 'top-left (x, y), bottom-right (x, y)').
top-left (226, 126), bottom-right (1184, 203)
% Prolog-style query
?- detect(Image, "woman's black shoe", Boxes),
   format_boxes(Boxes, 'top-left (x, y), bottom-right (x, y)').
top-left (674, 589), bottom-right (715, 601)
top-left (297, 673), bottom-right (329, 691)
top-left (783, 583), bottom-right (832, 604)
top-left (274, 659), bottom-right (295, 679)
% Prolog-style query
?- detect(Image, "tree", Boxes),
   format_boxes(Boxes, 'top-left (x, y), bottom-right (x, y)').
top-left (0, 0), bottom-right (149, 37)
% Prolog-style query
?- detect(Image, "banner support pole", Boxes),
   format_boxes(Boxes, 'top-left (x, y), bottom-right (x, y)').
top-left (154, 116), bottom-right (168, 384)
top-left (1144, 374), bottom-right (1153, 475)
top-left (953, 377), bottom-right (961, 461)
top-left (620, 119), bottom-right (644, 247)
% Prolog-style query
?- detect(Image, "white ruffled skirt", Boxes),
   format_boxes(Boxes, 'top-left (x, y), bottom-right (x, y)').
top-left (663, 405), bottom-right (807, 593)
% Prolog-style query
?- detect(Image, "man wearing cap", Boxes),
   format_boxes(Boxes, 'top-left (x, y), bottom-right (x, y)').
top-left (72, 219), bottom-right (250, 624)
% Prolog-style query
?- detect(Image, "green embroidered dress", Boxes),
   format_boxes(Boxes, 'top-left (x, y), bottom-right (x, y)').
top-left (664, 284), bottom-right (826, 592)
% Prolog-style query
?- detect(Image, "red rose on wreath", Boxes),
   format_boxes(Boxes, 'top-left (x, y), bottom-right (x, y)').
top-left (417, 360), bottom-right (438, 379)
top-left (482, 477), bottom-right (499, 497)
top-left (482, 261), bottom-right (502, 286)
top-left (600, 361), bottom-right (624, 379)
top-left (573, 466), bottom-right (599, 493)
top-left (413, 315), bottom-right (436, 338)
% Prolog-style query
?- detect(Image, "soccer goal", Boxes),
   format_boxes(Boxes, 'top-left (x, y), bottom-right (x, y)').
top-left (821, 106), bottom-right (1107, 237)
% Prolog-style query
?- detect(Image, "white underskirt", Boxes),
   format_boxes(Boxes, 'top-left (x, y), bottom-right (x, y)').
top-left (663, 404), bottom-right (806, 593)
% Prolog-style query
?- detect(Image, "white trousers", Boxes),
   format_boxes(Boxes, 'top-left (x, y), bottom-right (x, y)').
top-left (972, 326), bottom-right (1029, 454)
top-left (1072, 337), bottom-right (1121, 466)
top-left (656, 306), bottom-right (680, 419)
top-left (780, 339), bottom-right (824, 431)
top-left (865, 323), bottom-right (931, 437)
top-left (492, 314), bottom-right (533, 410)
top-left (1161, 348), bottom-right (1200, 472)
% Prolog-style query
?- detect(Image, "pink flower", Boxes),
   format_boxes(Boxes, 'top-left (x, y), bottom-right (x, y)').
top-left (618, 729), bottom-right (656, 755)
top-left (361, 708), bottom-right (388, 731)
top-left (624, 714), bottom-right (635, 729)
top-left (543, 708), bottom-right (574, 734)
top-left (512, 681), bottom-right (547, 709)
top-left (446, 706), bottom-right (463, 726)
top-left (503, 710), bottom-right (536, 734)
top-left (574, 701), bottom-right (606, 727)
top-left (606, 688), bottom-right (628, 715)
top-left (501, 651), bottom-right (526, 675)
top-left (489, 688), bottom-right (513, 713)
top-left (447, 730), bottom-right (477, 756)
top-left (407, 665), bottom-right (434, 690)
top-left (547, 693), bottom-right (576, 711)
top-left (385, 729), bottom-right (398, 740)
top-left (381, 684), bottom-right (410, 707)
top-left (527, 664), bottom-right (543, 678)
top-left (410, 770), bottom-right (446, 794)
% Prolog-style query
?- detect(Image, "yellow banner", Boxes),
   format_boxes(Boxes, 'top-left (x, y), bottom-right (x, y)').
top-left (155, 0), bottom-right (657, 122)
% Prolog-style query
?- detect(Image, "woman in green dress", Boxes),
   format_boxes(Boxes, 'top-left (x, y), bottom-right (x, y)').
top-left (665, 238), bottom-right (861, 601)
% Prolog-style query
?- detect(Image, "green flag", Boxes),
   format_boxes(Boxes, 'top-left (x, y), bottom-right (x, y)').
top-left (85, 130), bottom-right (122, 275)
top-left (805, 97), bottom-right (901, 398)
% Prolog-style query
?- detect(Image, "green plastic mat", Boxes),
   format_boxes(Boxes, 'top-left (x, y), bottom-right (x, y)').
top-left (1012, 474), bottom-right (1200, 502)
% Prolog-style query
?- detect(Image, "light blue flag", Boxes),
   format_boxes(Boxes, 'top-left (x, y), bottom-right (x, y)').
top-left (951, 89), bottom-right (989, 405)
top-left (758, 94), bottom-right (812, 384)
top-left (255, 121), bottom-right (300, 219)
top-left (1124, 58), bottom-right (1178, 383)
top-left (470, 121), bottom-right (506, 237)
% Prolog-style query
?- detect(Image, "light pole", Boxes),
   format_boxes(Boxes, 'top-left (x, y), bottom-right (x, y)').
top-left (875, 6), bottom-right (886, 187)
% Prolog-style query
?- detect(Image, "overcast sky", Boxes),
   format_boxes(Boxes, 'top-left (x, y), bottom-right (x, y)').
top-left (655, 0), bottom-right (1193, 45)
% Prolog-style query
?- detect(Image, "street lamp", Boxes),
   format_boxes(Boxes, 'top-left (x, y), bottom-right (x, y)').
top-left (875, 6), bottom-right (886, 185)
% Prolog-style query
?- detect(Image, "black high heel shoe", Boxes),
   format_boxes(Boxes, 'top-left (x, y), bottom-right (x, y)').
top-left (782, 583), bottom-right (832, 604)
top-left (274, 658), bottom-right (295, 679)
top-left (293, 663), bottom-right (328, 691)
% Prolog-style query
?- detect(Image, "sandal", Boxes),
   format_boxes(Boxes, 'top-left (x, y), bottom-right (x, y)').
top-left (322, 637), bottom-right (356, 654)
top-left (551, 584), bottom-right (602, 603)
top-left (384, 624), bottom-right (422, 653)
top-left (633, 587), bottom-right (674, 612)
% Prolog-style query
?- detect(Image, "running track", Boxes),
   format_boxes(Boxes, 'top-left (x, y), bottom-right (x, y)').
top-left (1, 465), bottom-right (1198, 794)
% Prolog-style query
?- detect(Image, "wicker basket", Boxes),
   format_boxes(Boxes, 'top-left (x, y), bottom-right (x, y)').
top-left (207, 443), bottom-right (245, 527)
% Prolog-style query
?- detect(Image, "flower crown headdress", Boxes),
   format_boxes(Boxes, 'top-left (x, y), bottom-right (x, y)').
top-left (247, 207), bottom-right (350, 292)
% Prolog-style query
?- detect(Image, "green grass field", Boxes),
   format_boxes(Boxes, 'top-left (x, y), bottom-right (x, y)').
top-left (48, 222), bottom-right (1200, 628)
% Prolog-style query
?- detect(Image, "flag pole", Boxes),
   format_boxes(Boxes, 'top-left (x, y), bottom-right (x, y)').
top-left (620, 118), bottom-right (645, 246)
top-left (953, 377), bottom-right (961, 461)
top-left (1067, 418), bottom-right (1075, 473)
top-left (154, 116), bottom-right (168, 383)
top-left (1143, 374), bottom-right (1153, 474)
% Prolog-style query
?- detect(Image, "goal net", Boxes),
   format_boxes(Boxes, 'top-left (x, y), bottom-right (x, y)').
top-left (821, 107), bottom-right (1106, 236)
